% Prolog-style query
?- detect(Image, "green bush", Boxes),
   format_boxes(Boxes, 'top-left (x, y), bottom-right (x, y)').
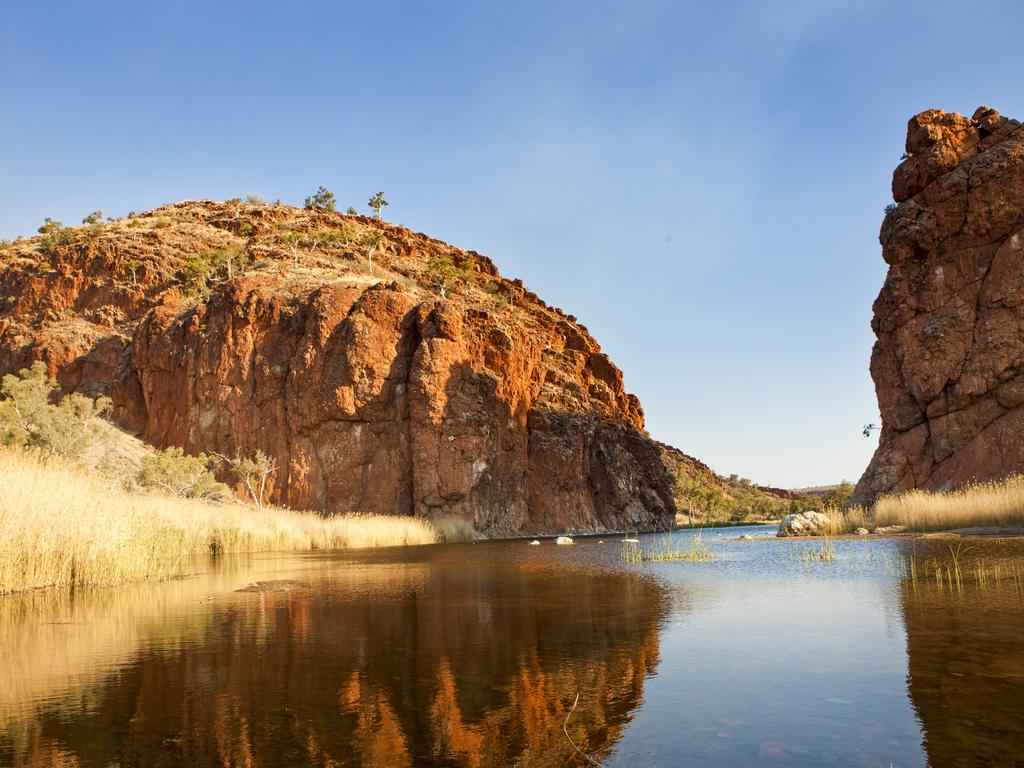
top-left (180, 246), bottom-right (248, 294)
top-left (36, 218), bottom-right (75, 254)
top-left (428, 254), bottom-right (476, 298)
top-left (0, 361), bottom-right (111, 459)
top-left (82, 211), bottom-right (103, 225)
top-left (180, 252), bottom-right (215, 295)
top-left (321, 225), bottom-right (356, 246)
top-left (136, 447), bottom-right (228, 499)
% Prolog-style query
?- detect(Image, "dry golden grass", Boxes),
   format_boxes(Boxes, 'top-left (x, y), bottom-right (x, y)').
top-left (830, 475), bottom-right (1024, 533)
top-left (0, 448), bottom-right (439, 594)
top-left (431, 515), bottom-right (478, 543)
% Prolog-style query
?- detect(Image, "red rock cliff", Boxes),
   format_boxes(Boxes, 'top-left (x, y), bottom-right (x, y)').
top-left (854, 107), bottom-right (1024, 505)
top-left (0, 202), bottom-right (674, 534)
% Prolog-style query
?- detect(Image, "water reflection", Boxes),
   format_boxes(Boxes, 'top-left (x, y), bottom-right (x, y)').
top-left (5, 531), bottom-right (1024, 767)
top-left (0, 545), bottom-right (665, 767)
top-left (899, 538), bottom-right (1024, 767)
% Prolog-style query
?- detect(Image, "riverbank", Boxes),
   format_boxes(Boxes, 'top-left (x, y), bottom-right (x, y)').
top-left (830, 475), bottom-right (1024, 535)
top-left (0, 449), bottom-right (440, 595)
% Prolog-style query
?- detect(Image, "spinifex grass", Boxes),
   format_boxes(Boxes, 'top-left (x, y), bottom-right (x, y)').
top-left (621, 530), bottom-right (715, 564)
top-left (0, 448), bottom-right (440, 594)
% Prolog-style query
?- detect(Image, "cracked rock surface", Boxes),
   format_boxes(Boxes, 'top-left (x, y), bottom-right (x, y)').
top-left (854, 106), bottom-right (1024, 505)
top-left (0, 201), bottom-right (674, 535)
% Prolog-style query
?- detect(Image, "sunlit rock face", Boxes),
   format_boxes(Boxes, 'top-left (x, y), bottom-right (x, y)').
top-left (855, 107), bottom-right (1024, 505)
top-left (0, 201), bottom-right (675, 534)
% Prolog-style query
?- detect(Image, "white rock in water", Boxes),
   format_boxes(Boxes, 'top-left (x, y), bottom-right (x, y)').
top-left (529, 539), bottom-right (541, 546)
top-left (777, 510), bottom-right (831, 537)
top-left (555, 536), bottom-right (574, 545)
top-left (623, 537), bottom-right (640, 544)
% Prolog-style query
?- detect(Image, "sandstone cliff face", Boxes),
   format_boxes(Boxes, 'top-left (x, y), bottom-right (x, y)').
top-left (0, 202), bottom-right (673, 534)
top-left (854, 107), bottom-right (1024, 505)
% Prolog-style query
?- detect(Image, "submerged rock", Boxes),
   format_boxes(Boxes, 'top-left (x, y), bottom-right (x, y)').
top-left (777, 511), bottom-right (830, 537)
top-left (235, 580), bottom-right (308, 593)
top-left (528, 539), bottom-right (541, 546)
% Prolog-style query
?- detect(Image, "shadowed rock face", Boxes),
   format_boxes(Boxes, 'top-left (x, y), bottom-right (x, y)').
top-left (0, 202), bottom-right (674, 534)
top-left (854, 107), bottom-right (1024, 506)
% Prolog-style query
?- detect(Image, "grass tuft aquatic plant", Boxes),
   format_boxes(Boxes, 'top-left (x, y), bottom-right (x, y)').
top-left (798, 535), bottom-right (837, 562)
top-left (621, 530), bottom-right (715, 564)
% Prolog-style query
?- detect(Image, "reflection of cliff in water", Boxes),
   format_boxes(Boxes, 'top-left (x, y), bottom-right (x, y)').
top-left (899, 540), bottom-right (1024, 768)
top-left (1, 552), bottom-right (667, 767)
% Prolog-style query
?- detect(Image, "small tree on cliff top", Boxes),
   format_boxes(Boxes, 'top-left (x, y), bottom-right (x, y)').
top-left (305, 186), bottom-right (337, 213)
top-left (368, 191), bottom-right (388, 219)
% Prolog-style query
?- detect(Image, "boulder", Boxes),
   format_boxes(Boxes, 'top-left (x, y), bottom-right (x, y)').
top-left (555, 536), bottom-right (574, 545)
top-left (776, 511), bottom-right (831, 537)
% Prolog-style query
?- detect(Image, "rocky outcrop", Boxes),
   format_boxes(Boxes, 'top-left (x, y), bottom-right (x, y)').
top-left (0, 202), bottom-right (674, 534)
top-left (854, 107), bottom-right (1024, 506)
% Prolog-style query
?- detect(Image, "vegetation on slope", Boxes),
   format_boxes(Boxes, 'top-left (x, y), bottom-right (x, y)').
top-left (660, 443), bottom-right (822, 525)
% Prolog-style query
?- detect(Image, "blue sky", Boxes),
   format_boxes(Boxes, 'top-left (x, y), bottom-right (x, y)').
top-left (3, 1), bottom-right (1023, 487)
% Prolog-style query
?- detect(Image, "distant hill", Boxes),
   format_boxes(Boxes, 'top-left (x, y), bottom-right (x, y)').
top-left (659, 443), bottom-right (822, 524)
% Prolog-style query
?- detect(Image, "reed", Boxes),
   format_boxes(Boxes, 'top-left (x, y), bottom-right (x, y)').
top-left (621, 530), bottom-right (715, 564)
top-left (431, 515), bottom-right (478, 543)
top-left (831, 475), bottom-right (1024, 533)
top-left (798, 535), bottom-right (837, 562)
top-left (0, 448), bottom-right (439, 594)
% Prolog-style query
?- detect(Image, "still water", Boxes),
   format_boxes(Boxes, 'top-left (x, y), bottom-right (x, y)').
top-left (2, 526), bottom-right (1023, 767)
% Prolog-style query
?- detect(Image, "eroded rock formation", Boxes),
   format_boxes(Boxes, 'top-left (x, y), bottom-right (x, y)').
top-left (854, 106), bottom-right (1024, 505)
top-left (0, 201), bottom-right (674, 534)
